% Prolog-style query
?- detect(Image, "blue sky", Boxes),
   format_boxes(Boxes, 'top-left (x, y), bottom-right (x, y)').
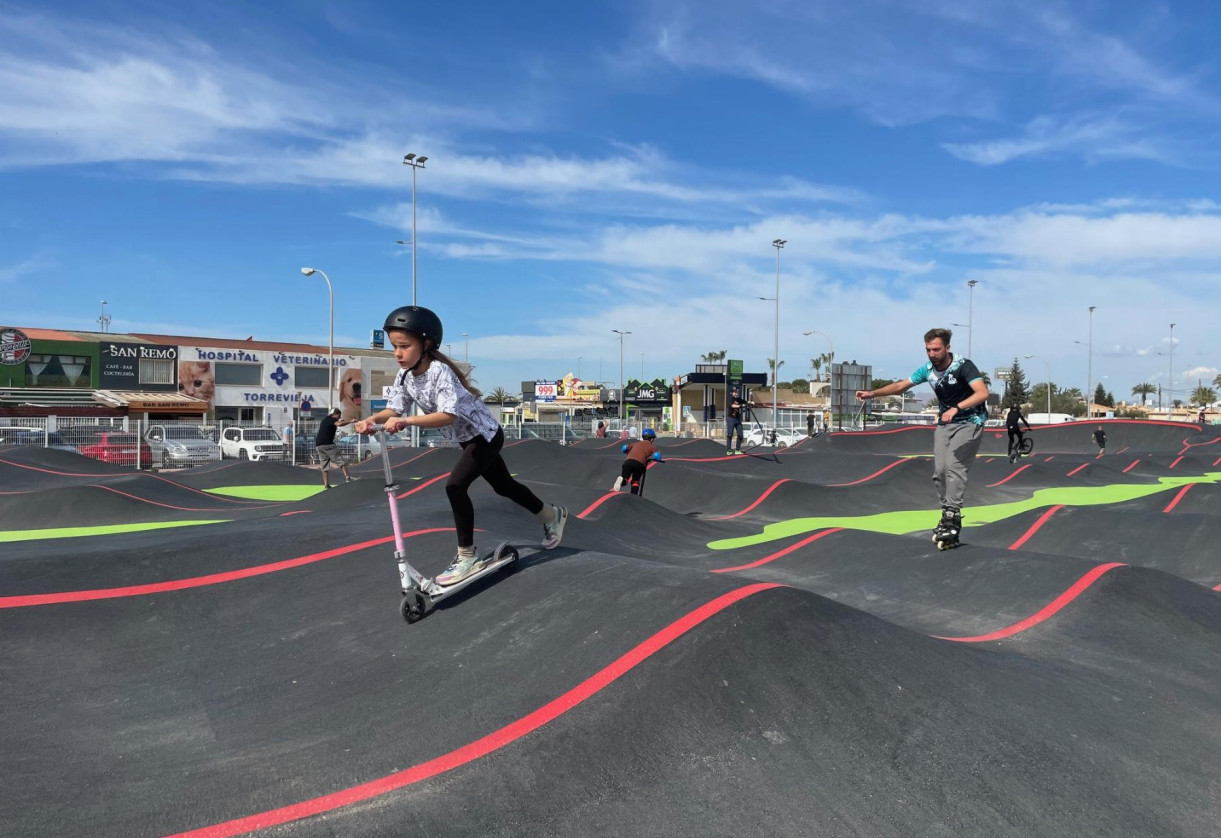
top-left (2, 0), bottom-right (1219, 401)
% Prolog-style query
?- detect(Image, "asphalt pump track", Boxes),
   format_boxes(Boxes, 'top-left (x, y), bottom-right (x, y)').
top-left (1, 418), bottom-right (1219, 837)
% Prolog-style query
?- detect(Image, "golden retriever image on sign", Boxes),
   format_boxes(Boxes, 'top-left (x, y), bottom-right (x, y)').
top-left (338, 367), bottom-right (363, 424)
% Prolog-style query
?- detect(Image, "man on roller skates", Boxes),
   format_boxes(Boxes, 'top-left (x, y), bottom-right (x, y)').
top-left (856, 327), bottom-right (989, 550)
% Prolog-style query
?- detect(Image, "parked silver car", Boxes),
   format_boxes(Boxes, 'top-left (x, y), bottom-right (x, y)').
top-left (145, 424), bottom-right (223, 467)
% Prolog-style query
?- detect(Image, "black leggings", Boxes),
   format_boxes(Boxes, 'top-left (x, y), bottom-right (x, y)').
top-left (446, 428), bottom-right (544, 548)
top-left (1007, 428), bottom-right (1024, 454)
top-left (620, 459), bottom-right (646, 494)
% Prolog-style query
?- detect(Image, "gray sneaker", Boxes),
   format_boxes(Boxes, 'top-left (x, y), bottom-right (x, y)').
top-left (542, 505), bottom-right (568, 549)
top-left (436, 550), bottom-right (481, 586)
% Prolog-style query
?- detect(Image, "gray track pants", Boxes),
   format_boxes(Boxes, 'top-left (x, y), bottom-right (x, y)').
top-left (933, 421), bottom-right (983, 513)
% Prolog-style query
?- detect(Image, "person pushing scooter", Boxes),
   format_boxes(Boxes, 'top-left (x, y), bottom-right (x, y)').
top-left (355, 306), bottom-right (568, 587)
top-left (613, 428), bottom-right (663, 494)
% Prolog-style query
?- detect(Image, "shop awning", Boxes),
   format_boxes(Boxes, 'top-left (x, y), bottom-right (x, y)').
top-left (94, 390), bottom-right (210, 413)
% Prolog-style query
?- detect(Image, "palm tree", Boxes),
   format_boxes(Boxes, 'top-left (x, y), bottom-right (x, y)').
top-left (766, 358), bottom-right (785, 388)
top-left (1214, 373), bottom-right (1221, 390)
top-left (810, 357), bottom-right (822, 382)
top-left (485, 387), bottom-right (512, 409)
top-left (1191, 385), bottom-right (1217, 407)
top-left (701, 350), bottom-right (728, 363)
top-left (821, 352), bottom-right (835, 381)
top-left (1131, 382), bottom-right (1156, 404)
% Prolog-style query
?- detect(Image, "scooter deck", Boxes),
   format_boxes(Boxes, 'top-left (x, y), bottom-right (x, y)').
top-left (400, 541), bottom-right (538, 622)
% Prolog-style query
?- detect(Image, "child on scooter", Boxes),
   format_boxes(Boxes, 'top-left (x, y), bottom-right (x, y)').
top-left (613, 428), bottom-right (663, 494)
top-left (355, 306), bottom-right (568, 586)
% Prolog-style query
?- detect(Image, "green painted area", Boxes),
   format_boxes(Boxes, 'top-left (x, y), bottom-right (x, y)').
top-left (0, 520), bottom-right (229, 544)
top-left (206, 485), bottom-right (324, 501)
top-left (707, 472), bottom-right (1221, 550)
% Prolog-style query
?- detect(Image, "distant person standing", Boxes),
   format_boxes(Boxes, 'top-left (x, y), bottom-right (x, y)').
top-left (595, 421), bottom-right (607, 438)
top-left (807, 411), bottom-right (815, 438)
top-left (1199, 406), bottom-right (1207, 424)
top-left (856, 327), bottom-right (989, 550)
top-left (1005, 406), bottom-right (1032, 462)
top-left (725, 394), bottom-right (753, 455)
top-left (315, 408), bottom-right (355, 489)
top-left (1092, 425), bottom-right (1107, 455)
top-left (823, 408), bottom-right (832, 433)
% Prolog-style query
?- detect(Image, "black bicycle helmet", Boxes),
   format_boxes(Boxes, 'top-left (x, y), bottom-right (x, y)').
top-left (383, 306), bottom-right (443, 349)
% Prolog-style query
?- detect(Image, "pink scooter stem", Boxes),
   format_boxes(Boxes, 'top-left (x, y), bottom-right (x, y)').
top-left (374, 429), bottom-right (407, 554)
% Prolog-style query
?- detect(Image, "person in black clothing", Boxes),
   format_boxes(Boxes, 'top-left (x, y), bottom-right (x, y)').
top-left (1006, 406), bottom-right (1032, 462)
top-left (807, 411), bottom-right (816, 438)
top-left (1092, 425), bottom-right (1106, 455)
top-left (725, 394), bottom-right (753, 454)
top-left (315, 408), bottom-right (355, 488)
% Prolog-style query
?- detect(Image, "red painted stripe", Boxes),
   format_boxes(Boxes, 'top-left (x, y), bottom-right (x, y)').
top-left (710, 479), bottom-right (792, 520)
top-left (829, 458), bottom-right (908, 487)
top-left (1168, 456), bottom-right (1183, 469)
top-left (157, 582), bottom-right (783, 838)
top-left (353, 447), bottom-right (438, 472)
top-left (1044, 456), bottom-right (1054, 462)
top-left (665, 454), bottom-right (750, 463)
top-left (1214, 582), bottom-right (1221, 592)
top-left (87, 484), bottom-right (271, 512)
top-left (1066, 463), bottom-right (1089, 477)
top-left (844, 425), bottom-right (930, 437)
top-left (986, 464), bottom-right (1030, 487)
top-left (1214, 455), bottom-right (1221, 467)
top-left (1122, 460), bottom-right (1140, 474)
top-left (1008, 505), bottom-right (1063, 550)
top-left (935, 563), bottom-right (1125, 643)
top-left (1162, 484), bottom-right (1195, 513)
top-left (711, 529), bottom-right (843, 573)
top-left (278, 511), bottom-right (311, 517)
top-left (1094, 451), bottom-right (1105, 460)
top-left (0, 529), bottom-right (454, 609)
top-left (1113, 446), bottom-right (1130, 456)
top-left (0, 457), bottom-right (267, 504)
top-left (395, 472), bottom-right (450, 500)
top-left (576, 491), bottom-right (623, 519)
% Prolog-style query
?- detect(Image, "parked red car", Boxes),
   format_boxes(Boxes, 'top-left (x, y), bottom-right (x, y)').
top-left (77, 431), bottom-right (153, 467)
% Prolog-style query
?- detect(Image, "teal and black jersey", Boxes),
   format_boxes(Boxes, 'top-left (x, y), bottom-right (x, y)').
top-left (909, 355), bottom-right (987, 426)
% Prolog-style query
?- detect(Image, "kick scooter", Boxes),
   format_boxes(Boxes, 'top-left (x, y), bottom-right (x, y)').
top-left (370, 426), bottom-right (520, 623)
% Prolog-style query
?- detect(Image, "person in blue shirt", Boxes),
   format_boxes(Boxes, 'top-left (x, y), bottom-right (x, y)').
top-left (855, 327), bottom-right (989, 547)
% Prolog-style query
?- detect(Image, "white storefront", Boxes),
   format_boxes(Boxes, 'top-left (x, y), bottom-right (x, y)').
top-left (178, 345), bottom-right (371, 426)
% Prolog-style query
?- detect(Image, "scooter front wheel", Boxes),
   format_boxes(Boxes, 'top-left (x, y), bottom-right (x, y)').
top-left (400, 591), bottom-right (427, 623)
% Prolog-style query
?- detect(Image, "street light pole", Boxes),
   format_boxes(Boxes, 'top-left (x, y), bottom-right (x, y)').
top-left (967, 279), bottom-right (978, 358)
top-left (1168, 322), bottom-right (1176, 416)
top-left (1086, 305), bottom-right (1096, 419)
top-left (97, 300), bottom-right (112, 333)
top-left (612, 330), bottom-right (631, 426)
top-left (300, 267), bottom-right (335, 410)
top-left (1025, 354), bottom-right (1051, 420)
top-left (462, 333), bottom-right (469, 363)
top-left (771, 239), bottom-right (786, 431)
top-left (804, 329), bottom-right (835, 426)
top-left (402, 153), bottom-right (428, 305)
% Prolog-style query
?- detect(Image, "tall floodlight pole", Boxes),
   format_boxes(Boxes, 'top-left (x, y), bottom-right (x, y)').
top-left (402, 153), bottom-right (428, 305)
top-left (97, 300), bottom-right (112, 333)
top-left (771, 239), bottom-right (786, 430)
top-left (1168, 322), bottom-right (1176, 416)
top-left (967, 280), bottom-right (978, 358)
top-left (462, 333), bottom-right (469, 363)
top-left (1085, 306), bottom-right (1096, 419)
top-left (612, 330), bottom-right (631, 425)
top-left (300, 268), bottom-right (335, 410)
